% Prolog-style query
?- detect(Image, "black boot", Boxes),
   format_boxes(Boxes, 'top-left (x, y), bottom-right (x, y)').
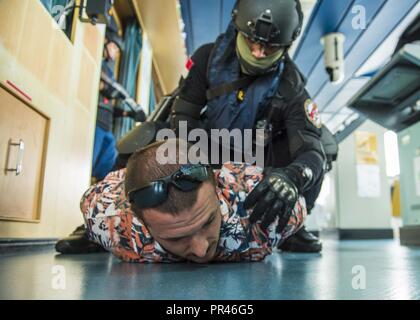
top-left (55, 225), bottom-right (106, 254)
top-left (279, 227), bottom-right (322, 253)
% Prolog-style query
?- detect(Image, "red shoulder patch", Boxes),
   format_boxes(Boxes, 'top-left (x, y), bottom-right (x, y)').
top-left (186, 57), bottom-right (194, 71)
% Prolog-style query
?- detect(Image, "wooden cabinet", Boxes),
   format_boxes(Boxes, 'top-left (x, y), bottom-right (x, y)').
top-left (0, 86), bottom-right (48, 222)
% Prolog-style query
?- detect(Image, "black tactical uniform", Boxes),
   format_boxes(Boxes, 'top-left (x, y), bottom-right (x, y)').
top-left (174, 44), bottom-right (326, 210)
top-left (170, 0), bottom-right (329, 252)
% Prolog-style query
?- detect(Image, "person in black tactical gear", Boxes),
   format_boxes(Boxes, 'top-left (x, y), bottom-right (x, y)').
top-left (56, 0), bottom-right (338, 255)
top-left (170, 0), bottom-right (329, 253)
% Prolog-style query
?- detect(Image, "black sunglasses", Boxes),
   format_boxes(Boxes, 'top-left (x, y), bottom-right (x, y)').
top-left (128, 164), bottom-right (211, 209)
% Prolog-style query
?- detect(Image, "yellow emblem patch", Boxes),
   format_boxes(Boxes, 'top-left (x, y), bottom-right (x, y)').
top-left (237, 89), bottom-right (245, 102)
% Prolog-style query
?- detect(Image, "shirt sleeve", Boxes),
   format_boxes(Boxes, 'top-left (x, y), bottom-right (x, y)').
top-left (178, 43), bottom-right (214, 106)
top-left (283, 88), bottom-right (326, 190)
top-left (80, 169), bottom-right (131, 251)
top-left (214, 163), bottom-right (307, 262)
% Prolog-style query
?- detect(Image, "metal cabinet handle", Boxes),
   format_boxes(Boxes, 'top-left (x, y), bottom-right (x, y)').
top-left (5, 139), bottom-right (25, 176)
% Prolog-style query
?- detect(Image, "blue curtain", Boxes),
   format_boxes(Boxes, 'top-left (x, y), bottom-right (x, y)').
top-left (40, 0), bottom-right (55, 11)
top-left (113, 20), bottom-right (142, 140)
top-left (149, 79), bottom-right (156, 113)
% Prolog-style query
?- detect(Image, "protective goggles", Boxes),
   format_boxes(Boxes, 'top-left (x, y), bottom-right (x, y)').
top-left (128, 164), bottom-right (211, 209)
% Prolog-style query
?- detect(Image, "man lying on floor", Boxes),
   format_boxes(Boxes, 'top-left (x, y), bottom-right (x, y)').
top-left (80, 139), bottom-right (307, 263)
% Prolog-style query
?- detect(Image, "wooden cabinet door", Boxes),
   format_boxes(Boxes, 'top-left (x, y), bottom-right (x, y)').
top-left (0, 86), bottom-right (48, 222)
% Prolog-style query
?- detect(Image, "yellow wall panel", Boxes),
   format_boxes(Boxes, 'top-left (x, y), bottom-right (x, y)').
top-left (77, 49), bottom-right (96, 110)
top-left (133, 0), bottom-right (187, 94)
top-left (0, 0), bottom-right (105, 238)
top-left (0, 0), bottom-right (28, 56)
top-left (46, 30), bottom-right (74, 104)
top-left (83, 23), bottom-right (101, 60)
top-left (52, 106), bottom-right (91, 236)
top-left (17, 0), bottom-right (53, 82)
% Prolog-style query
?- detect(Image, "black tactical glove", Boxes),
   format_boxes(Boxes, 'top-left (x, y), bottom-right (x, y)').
top-left (244, 167), bottom-right (299, 233)
top-left (114, 108), bottom-right (146, 122)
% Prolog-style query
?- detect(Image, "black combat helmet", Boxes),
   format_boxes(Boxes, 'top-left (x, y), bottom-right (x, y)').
top-left (232, 0), bottom-right (303, 47)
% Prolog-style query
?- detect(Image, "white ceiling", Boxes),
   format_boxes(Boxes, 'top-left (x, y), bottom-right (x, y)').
top-left (355, 1), bottom-right (420, 77)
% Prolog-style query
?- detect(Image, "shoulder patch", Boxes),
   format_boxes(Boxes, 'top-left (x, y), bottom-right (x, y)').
top-left (186, 57), bottom-right (194, 71)
top-left (304, 99), bottom-right (322, 128)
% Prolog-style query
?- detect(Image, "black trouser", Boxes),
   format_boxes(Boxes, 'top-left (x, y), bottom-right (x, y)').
top-left (265, 133), bottom-right (325, 212)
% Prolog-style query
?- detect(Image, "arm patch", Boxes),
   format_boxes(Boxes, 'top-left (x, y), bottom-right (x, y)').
top-left (304, 99), bottom-right (322, 129)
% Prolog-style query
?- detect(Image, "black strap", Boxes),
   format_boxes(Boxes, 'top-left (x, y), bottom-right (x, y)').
top-left (172, 97), bottom-right (203, 119)
top-left (206, 76), bottom-right (256, 100)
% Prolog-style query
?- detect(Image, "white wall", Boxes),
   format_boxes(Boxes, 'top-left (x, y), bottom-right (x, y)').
top-left (306, 169), bottom-right (337, 231)
top-left (334, 120), bottom-right (392, 229)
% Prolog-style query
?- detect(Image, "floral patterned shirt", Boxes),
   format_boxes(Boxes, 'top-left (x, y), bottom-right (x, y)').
top-left (80, 163), bottom-right (307, 263)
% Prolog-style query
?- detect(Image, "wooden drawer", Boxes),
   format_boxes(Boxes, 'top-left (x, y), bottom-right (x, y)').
top-left (0, 86), bottom-right (48, 222)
